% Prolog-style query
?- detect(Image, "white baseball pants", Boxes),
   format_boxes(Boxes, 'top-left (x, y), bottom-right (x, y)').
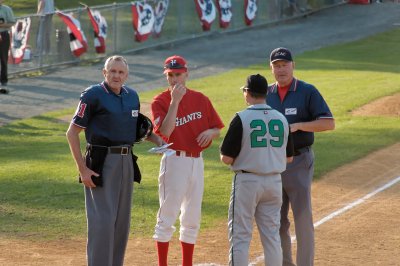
top-left (153, 153), bottom-right (204, 244)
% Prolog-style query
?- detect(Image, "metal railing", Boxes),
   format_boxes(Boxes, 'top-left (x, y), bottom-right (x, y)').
top-left (9, 0), bottom-right (344, 76)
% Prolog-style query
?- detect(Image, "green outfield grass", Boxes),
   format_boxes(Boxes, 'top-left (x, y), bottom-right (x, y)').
top-left (1, 28), bottom-right (400, 240)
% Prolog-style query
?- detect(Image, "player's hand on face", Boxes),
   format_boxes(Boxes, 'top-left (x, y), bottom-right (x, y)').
top-left (196, 129), bottom-right (213, 148)
top-left (80, 167), bottom-right (99, 188)
top-left (171, 83), bottom-right (186, 103)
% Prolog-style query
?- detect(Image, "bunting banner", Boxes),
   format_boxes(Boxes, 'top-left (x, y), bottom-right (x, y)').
top-left (194, 0), bottom-right (217, 31)
top-left (56, 11), bottom-right (88, 57)
top-left (131, 2), bottom-right (155, 42)
top-left (244, 0), bottom-right (257, 26)
top-left (86, 7), bottom-right (107, 53)
top-left (153, 0), bottom-right (169, 37)
top-left (216, 0), bottom-right (232, 29)
top-left (10, 17), bottom-right (31, 64)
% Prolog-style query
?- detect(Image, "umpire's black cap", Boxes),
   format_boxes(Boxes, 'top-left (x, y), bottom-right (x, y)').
top-left (270, 47), bottom-right (293, 63)
top-left (241, 74), bottom-right (268, 95)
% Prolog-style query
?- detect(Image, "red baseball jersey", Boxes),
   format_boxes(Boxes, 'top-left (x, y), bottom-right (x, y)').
top-left (151, 88), bottom-right (224, 153)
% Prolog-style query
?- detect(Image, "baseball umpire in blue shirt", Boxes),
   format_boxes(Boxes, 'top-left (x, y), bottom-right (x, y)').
top-left (266, 47), bottom-right (335, 266)
top-left (66, 55), bottom-right (163, 266)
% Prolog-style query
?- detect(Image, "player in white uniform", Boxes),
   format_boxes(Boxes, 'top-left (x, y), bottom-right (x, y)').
top-left (220, 74), bottom-right (294, 266)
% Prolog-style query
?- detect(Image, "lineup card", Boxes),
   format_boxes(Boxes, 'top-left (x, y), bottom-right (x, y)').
top-left (148, 143), bottom-right (174, 155)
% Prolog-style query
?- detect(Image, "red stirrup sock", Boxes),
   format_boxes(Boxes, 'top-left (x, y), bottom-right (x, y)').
top-left (156, 241), bottom-right (169, 266)
top-left (181, 241), bottom-right (195, 266)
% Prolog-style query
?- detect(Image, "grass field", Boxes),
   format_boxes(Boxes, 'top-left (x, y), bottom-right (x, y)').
top-left (0, 28), bottom-right (399, 241)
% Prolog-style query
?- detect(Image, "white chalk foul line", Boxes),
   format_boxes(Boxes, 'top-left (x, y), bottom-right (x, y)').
top-left (312, 176), bottom-right (400, 228)
top-left (249, 175), bottom-right (400, 266)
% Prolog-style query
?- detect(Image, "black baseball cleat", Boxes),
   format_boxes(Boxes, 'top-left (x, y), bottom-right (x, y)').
top-left (0, 88), bottom-right (9, 94)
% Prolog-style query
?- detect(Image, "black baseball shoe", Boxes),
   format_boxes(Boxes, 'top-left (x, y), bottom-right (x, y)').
top-left (0, 88), bottom-right (9, 94)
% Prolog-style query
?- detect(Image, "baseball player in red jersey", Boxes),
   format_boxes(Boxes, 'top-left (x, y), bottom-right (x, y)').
top-left (151, 55), bottom-right (224, 266)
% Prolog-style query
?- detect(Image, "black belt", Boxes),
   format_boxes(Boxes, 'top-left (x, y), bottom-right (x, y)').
top-left (108, 146), bottom-right (131, 155)
top-left (294, 146), bottom-right (310, 156)
top-left (88, 144), bottom-right (131, 155)
top-left (236, 170), bottom-right (252, 174)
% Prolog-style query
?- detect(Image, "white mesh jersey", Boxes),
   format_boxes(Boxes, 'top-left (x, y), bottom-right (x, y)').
top-left (231, 104), bottom-right (289, 175)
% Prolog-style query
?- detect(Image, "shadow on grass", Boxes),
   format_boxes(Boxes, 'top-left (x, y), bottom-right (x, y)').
top-left (0, 115), bottom-right (68, 136)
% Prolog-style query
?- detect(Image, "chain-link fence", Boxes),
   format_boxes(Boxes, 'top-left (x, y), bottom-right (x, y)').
top-left (9, 0), bottom-right (343, 76)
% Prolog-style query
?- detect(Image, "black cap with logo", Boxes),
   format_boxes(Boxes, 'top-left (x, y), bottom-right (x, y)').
top-left (270, 47), bottom-right (293, 63)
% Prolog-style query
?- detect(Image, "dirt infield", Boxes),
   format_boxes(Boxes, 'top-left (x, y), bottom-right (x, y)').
top-left (352, 93), bottom-right (400, 117)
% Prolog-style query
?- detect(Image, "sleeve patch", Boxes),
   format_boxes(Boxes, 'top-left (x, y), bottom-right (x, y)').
top-left (76, 102), bottom-right (87, 118)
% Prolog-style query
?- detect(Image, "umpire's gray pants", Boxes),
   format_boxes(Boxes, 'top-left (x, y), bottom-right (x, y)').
top-left (85, 152), bottom-right (134, 266)
top-left (280, 148), bottom-right (314, 266)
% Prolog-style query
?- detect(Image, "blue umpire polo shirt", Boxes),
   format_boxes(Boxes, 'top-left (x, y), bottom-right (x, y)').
top-left (72, 81), bottom-right (140, 145)
top-left (267, 78), bottom-right (333, 150)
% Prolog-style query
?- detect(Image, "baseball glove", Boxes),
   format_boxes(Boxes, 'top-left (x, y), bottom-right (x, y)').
top-left (135, 113), bottom-right (154, 143)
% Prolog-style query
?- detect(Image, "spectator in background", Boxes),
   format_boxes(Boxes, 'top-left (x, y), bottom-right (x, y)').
top-left (287, 0), bottom-right (300, 14)
top-left (0, 0), bottom-right (16, 94)
top-left (298, 0), bottom-right (312, 12)
top-left (286, 0), bottom-right (312, 15)
top-left (36, 0), bottom-right (55, 55)
top-left (268, 0), bottom-right (283, 20)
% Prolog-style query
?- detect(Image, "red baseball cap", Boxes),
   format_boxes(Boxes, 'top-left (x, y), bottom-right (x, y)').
top-left (163, 55), bottom-right (188, 74)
